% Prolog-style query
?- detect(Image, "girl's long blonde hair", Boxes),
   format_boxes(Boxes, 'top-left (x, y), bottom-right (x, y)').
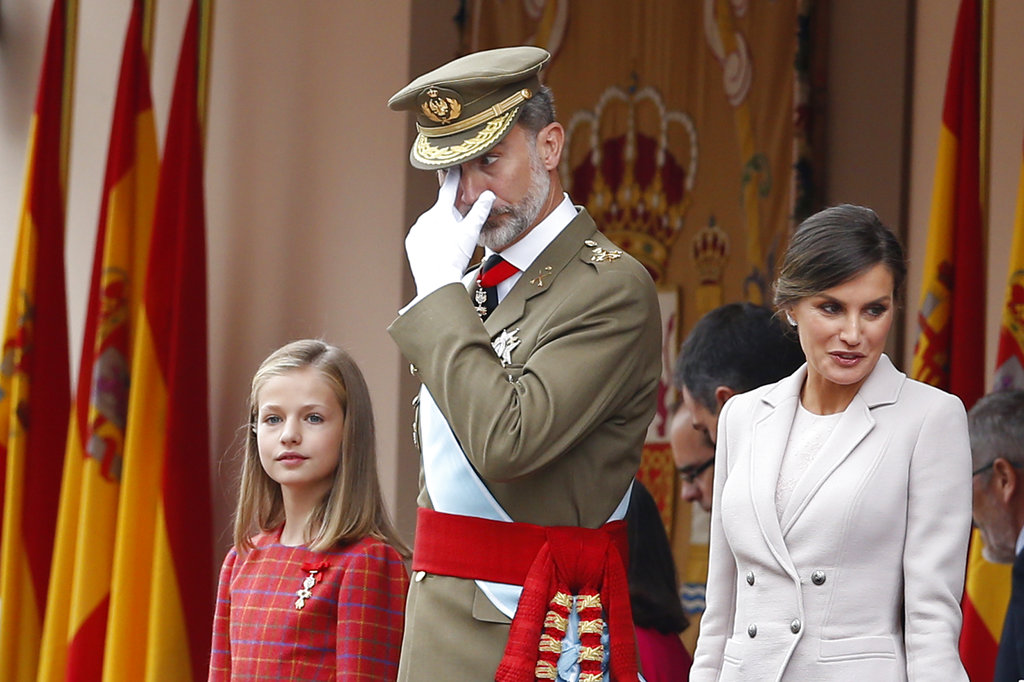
top-left (233, 339), bottom-right (408, 557)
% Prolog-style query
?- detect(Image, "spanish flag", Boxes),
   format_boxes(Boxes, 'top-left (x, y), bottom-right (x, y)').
top-left (909, 0), bottom-right (985, 411)
top-left (102, 2), bottom-right (212, 679)
top-left (36, 2), bottom-right (158, 680)
top-left (0, 1), bottom-right (75, 679)
top-left (908, 0), bottom-right (993, 677)
top-left (957, 135), bottom-right (1024, 680)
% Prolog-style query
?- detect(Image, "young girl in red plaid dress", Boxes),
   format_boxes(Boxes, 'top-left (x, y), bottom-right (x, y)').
top-left (209, 340), bottom-right (410, 681)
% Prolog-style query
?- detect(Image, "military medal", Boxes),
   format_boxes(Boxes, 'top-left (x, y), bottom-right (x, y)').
top-left (474, 288), bottom-right (488, 318)
top-left (491, 328), bottom-right (521, 367)
top-left (295, 560), bottom-right (329, 610)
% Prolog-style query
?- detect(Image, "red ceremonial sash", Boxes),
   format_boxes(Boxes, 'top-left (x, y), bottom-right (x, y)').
top-left (413, 508), bottom-right (639, 682)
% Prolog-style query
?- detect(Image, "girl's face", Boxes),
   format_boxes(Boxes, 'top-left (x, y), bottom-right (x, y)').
top-left (788, 263), bottom-right (895, 404)
top-left (256, 367), bottom-right (344, 502)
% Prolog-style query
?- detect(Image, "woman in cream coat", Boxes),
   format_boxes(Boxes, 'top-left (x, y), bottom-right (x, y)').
top-left (690, 205), bottom-right (971, 681)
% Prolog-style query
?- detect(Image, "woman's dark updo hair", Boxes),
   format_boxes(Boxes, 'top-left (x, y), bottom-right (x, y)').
top-left (773, 204), bottom-right (907, 309)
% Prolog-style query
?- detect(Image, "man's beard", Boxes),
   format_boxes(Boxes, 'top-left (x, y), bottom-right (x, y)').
top-left (478, 152), bottom-right (550, 251)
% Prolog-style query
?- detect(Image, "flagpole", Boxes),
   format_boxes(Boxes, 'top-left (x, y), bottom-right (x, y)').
top-left (59, 0), bottom-right (79, 193)
top-left (979, 0), bottom-right (991, 257)
top-left (197, 0), bottom-right (214, 144)
top-left (142, 0), bottom-right (156, 64)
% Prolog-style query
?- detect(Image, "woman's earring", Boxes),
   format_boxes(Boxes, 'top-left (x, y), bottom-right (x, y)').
top-left (786, 311), bottom-right (797, 327)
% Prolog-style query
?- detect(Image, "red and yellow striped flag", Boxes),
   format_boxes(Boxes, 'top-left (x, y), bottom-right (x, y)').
top-left (103, 2), bottom-right (212, 679)
top-left (910, 0), bottom-right (985, 410)
top-left (36, 2), bottom-right (158, 680)
top-left (0, 1), bottom-right (76, 679)
top-left (958, 134), bottom-right (1024, 680)
top-left (907, 0), bottom-right (995, 677)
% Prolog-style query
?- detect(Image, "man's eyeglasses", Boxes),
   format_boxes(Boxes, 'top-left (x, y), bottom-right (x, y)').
top-left (677, 456), bottom-right (715, 484)
top-left (972, 459), bottom-right (1023, 477)
top-left (972, 462), bottom-right (996, 477)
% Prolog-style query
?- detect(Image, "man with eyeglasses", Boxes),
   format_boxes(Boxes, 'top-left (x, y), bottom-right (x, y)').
top-left (670, 403), bottom-right (716, 511)
top-left (968, 389), bottom-right (1024, 682)
top-left (671, 303), bottom-right (804, 510)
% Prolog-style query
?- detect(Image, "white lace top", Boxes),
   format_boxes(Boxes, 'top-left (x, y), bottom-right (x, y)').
top-left (776, 403), bottom-right (843, 520)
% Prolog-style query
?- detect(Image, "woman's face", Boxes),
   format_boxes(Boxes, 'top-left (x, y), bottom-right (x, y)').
top-left (788, 263), bottom-right (895, 400)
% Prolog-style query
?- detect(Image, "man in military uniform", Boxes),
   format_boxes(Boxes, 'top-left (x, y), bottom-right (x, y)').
top-left (388, 47), bottom-right (661, 681)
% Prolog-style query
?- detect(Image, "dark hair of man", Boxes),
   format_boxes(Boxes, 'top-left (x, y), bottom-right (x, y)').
top-left (516, 85), bottom-right (556, 134)
top-left (675, 302), bottom-right (804, 415)
top-left (774, 203), bottom-right (908, 309)
top-left (967, 389), bottom-right (1024, 474)
top-left (626, 482), bottom-right (689, 635)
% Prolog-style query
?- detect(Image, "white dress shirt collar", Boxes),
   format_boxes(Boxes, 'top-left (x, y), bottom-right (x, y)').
top-left (484, 194), bottom-right (576, 301)
top-left (1016, 523), bottom-right (1024, 557)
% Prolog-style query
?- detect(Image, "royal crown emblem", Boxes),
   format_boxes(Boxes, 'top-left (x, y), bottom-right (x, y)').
top-left (420, 87), bottom-right (462, 124)
top-left (692, 216), bottom-right (730, 285)
top-left (562, 86), bottom-right (698, 282)
top-left (691, 216), bottom-right (731, 313)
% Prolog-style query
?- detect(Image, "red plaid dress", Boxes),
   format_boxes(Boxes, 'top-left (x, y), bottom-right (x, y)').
top-left (208, 529), bottom-right (409, 681)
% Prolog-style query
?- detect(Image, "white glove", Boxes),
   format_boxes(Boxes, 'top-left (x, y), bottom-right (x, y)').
top-left (405, 167), bottom-right (496, 297)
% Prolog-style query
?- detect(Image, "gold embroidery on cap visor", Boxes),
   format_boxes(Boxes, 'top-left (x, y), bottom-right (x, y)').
top-left (413, 106), bottom-right (519, 167)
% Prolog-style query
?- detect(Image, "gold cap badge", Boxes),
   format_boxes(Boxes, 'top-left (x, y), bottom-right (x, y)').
top-left (420, 87), bottom-right (462, 124)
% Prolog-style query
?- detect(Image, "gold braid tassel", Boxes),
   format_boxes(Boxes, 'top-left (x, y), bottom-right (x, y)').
top-left (535, 590), bottom-right (572, 680)
top-left (576, 590), bottom-right (605, 682)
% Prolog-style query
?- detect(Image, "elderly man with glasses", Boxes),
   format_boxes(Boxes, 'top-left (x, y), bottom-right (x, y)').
top-left (969, 389), bottom-right (1024, 682)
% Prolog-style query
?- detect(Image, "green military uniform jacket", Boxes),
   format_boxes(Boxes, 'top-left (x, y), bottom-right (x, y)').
top-left (388, 208), bottom-right (661, 681)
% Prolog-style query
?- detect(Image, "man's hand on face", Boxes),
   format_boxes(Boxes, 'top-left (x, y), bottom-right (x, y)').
top-left (405, 166), bottom-right (496, 297)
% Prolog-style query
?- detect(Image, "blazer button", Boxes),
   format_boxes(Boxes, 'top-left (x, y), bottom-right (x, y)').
top-left (747, 623), bottom-right (757, 638)
top-left (746, 571), bottom-right (755, 586)
top-left (790, 619), bottom-right (802, 634)
top-left (413, 570), bottom-right (426, 582)
top-left (811, 570), bottom-right (826, 585)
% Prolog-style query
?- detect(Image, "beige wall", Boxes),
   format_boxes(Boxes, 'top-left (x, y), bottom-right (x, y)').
top-left (2, 0), bottom-right (1023, 576)
top-left (825, 0), bottom-right (913, 355)
top-left (826, 1), bottom-right (911, 227)
top-left (202, 0), bottom-right (424, 554)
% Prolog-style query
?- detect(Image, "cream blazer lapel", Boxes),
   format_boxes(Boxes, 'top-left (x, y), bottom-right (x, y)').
top-left (775, 354), bottom-right (905, 534)
top-left (749, 367), bottom-right (804, 579)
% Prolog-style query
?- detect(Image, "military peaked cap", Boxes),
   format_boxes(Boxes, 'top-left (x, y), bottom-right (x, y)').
top-left (388, 46), bottom-right (551, 170)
